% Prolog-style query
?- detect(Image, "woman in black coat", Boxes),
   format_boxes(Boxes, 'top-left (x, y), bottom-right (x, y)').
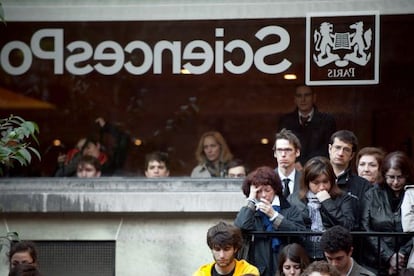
top-left (288, 156), bottom-right (355, 260)
top-left (234, 166), bottom-right (306, 276)
top-left (361, 151), bottom-right (414, 275)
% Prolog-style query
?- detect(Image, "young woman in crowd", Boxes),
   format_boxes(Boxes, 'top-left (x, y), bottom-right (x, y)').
top-left (288, 156), bottom-right (355, 261)
top-left (8, 241), bottom-right (39, 270)
top-left (361, 151), bottom-right (414, 275)
top-left (234, 166), bottom-right (305, 276)
top-left (276, 243), bottom-right (310, 276)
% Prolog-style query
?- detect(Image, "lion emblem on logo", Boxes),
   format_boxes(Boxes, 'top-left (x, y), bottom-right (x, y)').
top-left (313, 21), bottom-right (372, 67)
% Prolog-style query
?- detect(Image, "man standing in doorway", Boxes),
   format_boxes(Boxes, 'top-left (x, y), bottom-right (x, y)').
top-left (278, 85), bottom-right (336, 170)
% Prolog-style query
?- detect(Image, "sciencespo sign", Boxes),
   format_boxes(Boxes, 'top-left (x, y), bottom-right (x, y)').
top-left (0, 15), bottom-right (378, 85)
top-left (0, 26), bottom-right (292, 76)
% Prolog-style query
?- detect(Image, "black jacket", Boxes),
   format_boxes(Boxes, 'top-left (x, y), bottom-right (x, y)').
top-left (278, 106), bottom-right (336, 165)
top-left (235, 196), bottom-right (305, 276)
top-left (337, 168), bottom-right (372, 230)
top-left (361, 185), bottom-right (412, 274)
top-left (289, 191), bottom-right (355, 259)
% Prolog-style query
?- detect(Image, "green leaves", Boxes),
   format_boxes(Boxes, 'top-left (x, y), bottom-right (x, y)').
top-left (0, 115), bottom-right (40, 174)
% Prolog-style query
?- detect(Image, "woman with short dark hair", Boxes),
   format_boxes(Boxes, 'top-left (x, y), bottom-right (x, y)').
top-left (235, 166), bottom-right (305, 276)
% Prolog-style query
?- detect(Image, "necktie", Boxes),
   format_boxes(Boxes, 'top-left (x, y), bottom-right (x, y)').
top-left (283, 178), bottom-right (290, 198)
top-left (300, 115), bottom-right (310, 126)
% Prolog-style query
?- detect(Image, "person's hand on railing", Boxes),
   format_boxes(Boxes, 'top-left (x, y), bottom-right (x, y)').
top-left (389, 252), bottom-right (406, 274)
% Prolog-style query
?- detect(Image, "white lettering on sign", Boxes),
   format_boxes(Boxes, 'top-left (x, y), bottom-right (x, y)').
top-left (0, 27), bottom-right (292, 75)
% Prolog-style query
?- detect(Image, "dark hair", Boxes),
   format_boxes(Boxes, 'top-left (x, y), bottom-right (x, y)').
top-left (227, 159), bottom-right (248, 174)
top-left (9, 263), bottom-right (41, 276)
top-left (8, 241), bottom-right (38, 267)
top-left (276, 243), bottom-right (310, 276)
top-left (329, 130), bottom-right (358, 153)
top-left (299, 156), bottom-right (342, 200)
top-left (320, 225), bottom-right (353, 254)
top-left (380, 151), bottom-right (414, 186)
top-left (301, 260), bottom-right (340, 276)
top-left (206, 221), bottom-right (243, 251)
top-left (77, 155), bottom-right (102, 171)
top-left (145, 151), bottom-right (170, 170)
top-left (241, 166), bottom-right (282, 198)
top-left (274, 128), bottom-right (302, 151)
top-left (81, 136), bottom-right (100, 153)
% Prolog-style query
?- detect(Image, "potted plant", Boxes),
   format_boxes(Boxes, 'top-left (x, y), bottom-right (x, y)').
top-left (0, 115), bottom-right (40, 175)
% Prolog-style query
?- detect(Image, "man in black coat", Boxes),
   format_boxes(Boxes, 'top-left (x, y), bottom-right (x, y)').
top-left (278, 85), bottom-right (336, 169)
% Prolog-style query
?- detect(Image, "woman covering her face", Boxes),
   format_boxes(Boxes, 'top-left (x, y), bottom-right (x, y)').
top-left (234, 166), bottom-right (306, 276)
top-left (288, 156), bottom-right (355, 261)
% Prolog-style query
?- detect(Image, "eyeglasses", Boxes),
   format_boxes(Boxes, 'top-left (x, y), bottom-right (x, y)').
top-left (331, 144), bottom-right (353, 154)
top-left (385, 175), bottom-right (406, 182)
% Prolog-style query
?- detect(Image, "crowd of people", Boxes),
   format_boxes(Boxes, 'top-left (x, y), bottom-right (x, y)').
top-left (12, 85), bottom-right (413, 276)
top-left (191, 85), bottom-right (414, 275)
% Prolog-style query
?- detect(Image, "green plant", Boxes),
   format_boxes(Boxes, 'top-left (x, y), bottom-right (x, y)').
top-left (0, 115), bottom-right (40, 175)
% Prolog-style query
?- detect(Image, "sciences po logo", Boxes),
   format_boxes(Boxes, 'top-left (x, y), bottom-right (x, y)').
top-left (305, 12), bottom-right (380, 85)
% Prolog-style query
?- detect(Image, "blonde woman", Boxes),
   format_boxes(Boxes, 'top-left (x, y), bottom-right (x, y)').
top-left (191, 131), bottom-right (233, 177)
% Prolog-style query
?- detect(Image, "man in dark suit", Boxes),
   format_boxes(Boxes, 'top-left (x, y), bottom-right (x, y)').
top-left (273, 128), bottom-right (302, 198)
top-left (278, 85), bottom-right (336, 170)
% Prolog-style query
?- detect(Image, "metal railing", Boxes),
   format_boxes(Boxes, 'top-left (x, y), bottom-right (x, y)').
top-left (242, 230), bottom-right (414, 275)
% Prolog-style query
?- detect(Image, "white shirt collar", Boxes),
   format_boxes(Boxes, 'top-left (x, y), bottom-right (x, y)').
top-left (272, 195), bottom-right (280, 206)
top-left (298, 107), bottom-right (314, 121)
top-left (278, 168), bottom-right (296, 182)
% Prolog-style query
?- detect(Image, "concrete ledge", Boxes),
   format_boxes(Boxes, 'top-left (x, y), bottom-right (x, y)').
top-left (0, 177), bottom-right (246, 213)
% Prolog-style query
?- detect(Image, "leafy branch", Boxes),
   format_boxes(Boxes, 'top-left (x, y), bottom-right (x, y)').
top-left (0, 115), bottom-right (40, 175)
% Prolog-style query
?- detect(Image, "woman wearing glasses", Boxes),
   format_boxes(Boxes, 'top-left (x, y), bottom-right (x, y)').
top-left (361, 151), bottom-right (414, 275)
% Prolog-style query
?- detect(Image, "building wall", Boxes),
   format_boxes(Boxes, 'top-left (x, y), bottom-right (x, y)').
top-left (3, 0), bottom-right (414, 22)
top-left (0, 178), bottom-right (245, 276)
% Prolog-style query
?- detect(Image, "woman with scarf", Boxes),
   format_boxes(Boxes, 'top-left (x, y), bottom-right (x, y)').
top-left (234, 166), bottom-right (305, 276)
top-left (288, 156), bottom-right (355, 261)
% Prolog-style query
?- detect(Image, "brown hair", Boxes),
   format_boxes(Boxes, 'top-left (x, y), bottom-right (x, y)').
top-left (301, 260), bottom-right (340, 276)
top-left (8, 241), bottom-right (39, 269)
top-left (276, 243), bottom-right (310, 276)
top-left (206, 221), bottom-right (243, 251)
top-left (241, 166), bottom-right (282, 197)
top-left (274, 128), bottom-right (302, 151)
top-left (356, 147), bottom-right (386, 183)
top-left (380, 151), bottom-right (414, 187)
top-left (299, 156), bottom-right (342, 200)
